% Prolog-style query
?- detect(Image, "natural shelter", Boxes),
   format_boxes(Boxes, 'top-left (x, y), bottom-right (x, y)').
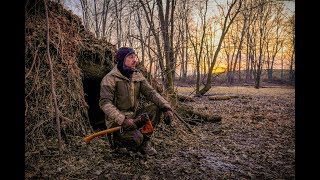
top-left (25, 0), bottom-right (115, 156)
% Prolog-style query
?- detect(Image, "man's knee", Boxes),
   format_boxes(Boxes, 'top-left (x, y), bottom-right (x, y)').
top-left (114, 130), bottom-right (144, 149)
top-left (131, 130), bottom-right (144, 146)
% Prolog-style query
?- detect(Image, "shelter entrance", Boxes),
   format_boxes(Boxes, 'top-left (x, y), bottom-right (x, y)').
top-left (82, 76), bottom-right (106, 130)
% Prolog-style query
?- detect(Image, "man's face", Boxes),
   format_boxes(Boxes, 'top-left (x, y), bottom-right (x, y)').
top-left (124, 53), bottom-right (138, 68)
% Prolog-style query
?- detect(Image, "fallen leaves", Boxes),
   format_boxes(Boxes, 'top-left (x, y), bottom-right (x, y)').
top-left (25, 85), bottom-right (295, 179)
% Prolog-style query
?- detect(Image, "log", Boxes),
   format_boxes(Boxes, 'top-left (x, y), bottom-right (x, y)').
top-left (176, 103), bottom-right (222, 123)
top-left (177, 93), bottom-right (195, 102)
top-left (191, 110), bottom-right (222, 123)
top-left (208, 95), bottom-right (239, 101)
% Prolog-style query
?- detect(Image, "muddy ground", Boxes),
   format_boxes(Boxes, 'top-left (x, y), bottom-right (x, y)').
top-left (25, 85), bottom-right (295, 179)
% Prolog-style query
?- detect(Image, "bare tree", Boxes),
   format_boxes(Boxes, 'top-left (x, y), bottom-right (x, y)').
top-left (197, 0), bottom-right (242, 96)
top-left (246, 3), bottom-right (259, 84)
top-left (254, 0), bottom-right (273, 88)
top-left (176, 0), bottom-right (191, 81)
top-left (114, 0), bottom-right (124, 48)
top-left (244, 0), bottom-right (258, 83)
top-left (80, 0), bottom-right (90, 30)
top-left (101, 0), bottom-right (111, 37)
top-left (93, 0), bottom-right (100, 38)
top-left (225, 25), bottom-right (238, 84)
top-left (266, 3), bottom-right (285, 81)
top-left (183, 4), bottom-right (190, 81)
top-left (134, 8), bottom-right (146, 66)
top-left (288, 15), bottom-right (295, 83)
top-left (230, 2), bottom-right (248, 84)
top-left (204, 19), bottom-right (217, 83)
top-left (156, 0), bottom-right (177, 98)
top-left (189, 0), bottom-right (209, 94)
top-left (139, 0), bottom-right (165, 81)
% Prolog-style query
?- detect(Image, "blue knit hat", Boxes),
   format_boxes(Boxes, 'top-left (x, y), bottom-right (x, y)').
top-left (115, 47), bottom-right (136, 64)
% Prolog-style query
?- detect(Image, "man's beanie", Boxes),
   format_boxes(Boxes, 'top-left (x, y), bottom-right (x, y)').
top-left (115, 47), bottom-right (136, 64)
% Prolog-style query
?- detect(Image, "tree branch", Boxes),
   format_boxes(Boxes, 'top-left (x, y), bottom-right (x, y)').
top-left (44, 0), bottom-right (63, 153)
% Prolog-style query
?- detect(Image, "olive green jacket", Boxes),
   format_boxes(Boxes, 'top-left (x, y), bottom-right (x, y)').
top-left (99, 66), bottom-right (171, 128)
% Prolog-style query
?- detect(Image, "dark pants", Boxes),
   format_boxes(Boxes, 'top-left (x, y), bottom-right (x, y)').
top-left (110, 104), bottom-right (161, 151)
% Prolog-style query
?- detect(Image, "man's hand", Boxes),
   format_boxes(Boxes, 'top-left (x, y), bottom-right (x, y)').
top-left (133, 113), bottom-right (149, 128)
top-left (163, 110), bottom-right (174, 125)
top-left (122, 118), bottom-right (137, 130)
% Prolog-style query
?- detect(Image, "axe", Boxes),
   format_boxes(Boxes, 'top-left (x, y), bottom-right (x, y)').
top-left (83, 113), bottom-right (153, 143)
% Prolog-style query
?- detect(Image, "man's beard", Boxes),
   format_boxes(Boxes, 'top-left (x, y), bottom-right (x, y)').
top-left (117, 61), bottom-right (136, 79)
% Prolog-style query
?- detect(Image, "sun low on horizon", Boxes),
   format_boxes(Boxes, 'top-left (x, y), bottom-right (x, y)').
top-left (212, 66), bottom-right (227, 74)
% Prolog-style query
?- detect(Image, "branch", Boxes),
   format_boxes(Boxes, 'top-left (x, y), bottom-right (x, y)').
top-left (44, 0), bottom-right (63, 153)
top-left (172, 109), bottom-right (195, 135)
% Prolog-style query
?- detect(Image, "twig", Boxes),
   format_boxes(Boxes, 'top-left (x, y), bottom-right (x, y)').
top-left (172, 109), bottom-right (195, 135)
top-left (25, 45), bottom-right (40, 79)
top-left (44, 0), bottom-right (63, 153)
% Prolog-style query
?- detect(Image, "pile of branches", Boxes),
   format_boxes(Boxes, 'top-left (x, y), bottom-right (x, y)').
top-left (25, 0), bottom-right (115, 159)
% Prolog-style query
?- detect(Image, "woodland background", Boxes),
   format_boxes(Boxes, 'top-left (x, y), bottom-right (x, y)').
top-left (63, 0), bottom-right (295, 93)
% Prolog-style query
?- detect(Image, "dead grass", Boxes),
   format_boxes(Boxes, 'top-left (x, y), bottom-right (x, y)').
top-left (177, 85), bottom-right (295, 97)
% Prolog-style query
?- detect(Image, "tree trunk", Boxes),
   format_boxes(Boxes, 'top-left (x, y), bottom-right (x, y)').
top-left (232, 16), bottom-right (247, 83)
top-left (80, 0), bottom-right (90, 30)
top-left (156, 0), bottom-right (176, 101)
top-left (93, 0), bottom-right (100, 38)
top-left (183, 15), bottom-right (189, 81)
top-left (136, 10), bottom-right (145, 66)
top-left (101, 0), bottom-right (110, 37)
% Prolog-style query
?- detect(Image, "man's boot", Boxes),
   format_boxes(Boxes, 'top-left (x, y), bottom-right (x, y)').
top-left (140, 140), bottom-right (157, 156)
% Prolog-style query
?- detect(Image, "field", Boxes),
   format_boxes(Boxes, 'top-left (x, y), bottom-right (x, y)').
top-left (25, 85), bottom-right (295, 179)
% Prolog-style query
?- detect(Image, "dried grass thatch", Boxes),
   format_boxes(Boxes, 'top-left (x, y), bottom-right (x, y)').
top-left (25, 0), bottom-right (115, 158)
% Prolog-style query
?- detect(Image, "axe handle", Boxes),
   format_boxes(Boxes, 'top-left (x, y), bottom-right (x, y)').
top-left (83, 126), bottom-right (121, 143)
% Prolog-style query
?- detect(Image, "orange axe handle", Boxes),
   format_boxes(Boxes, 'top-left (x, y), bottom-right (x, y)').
top-left (83, 126), bottom-right (121, 143)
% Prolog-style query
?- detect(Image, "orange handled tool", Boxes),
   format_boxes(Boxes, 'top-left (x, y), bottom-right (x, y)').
top-left (83, 126), bottom-right (121, 143)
